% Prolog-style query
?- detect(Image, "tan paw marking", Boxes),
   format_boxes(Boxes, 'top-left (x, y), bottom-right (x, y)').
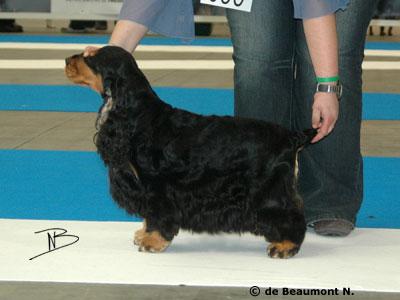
top-left (267, 240), bottom-right (300, 259)
top-left (133, 220), bottom-right (170, 253)
top-left (133, 220), bottom-right (147, 246)
top-left (137, 231), bottom-right (170, 253)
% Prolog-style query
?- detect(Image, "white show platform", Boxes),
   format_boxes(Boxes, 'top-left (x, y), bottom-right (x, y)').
top-left (0, 219), bottom-right (399, 292)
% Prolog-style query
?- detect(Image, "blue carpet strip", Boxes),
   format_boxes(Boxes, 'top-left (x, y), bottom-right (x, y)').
top-left (0, 85), bottom-right (399, 120)
top-left (0, 149), bottom-right (398, 229)
top-left (0, 149), bottom-right (138, 222)
top-left (0, 35), bottom-right (231, 46)
top-left (0, 34), bottom-right (400, 50)
top-left (0, 85), bottom-right (235, 116)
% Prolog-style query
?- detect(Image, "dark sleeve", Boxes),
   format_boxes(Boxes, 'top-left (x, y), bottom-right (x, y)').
top-left (293, 0), bottom-right (349, 19)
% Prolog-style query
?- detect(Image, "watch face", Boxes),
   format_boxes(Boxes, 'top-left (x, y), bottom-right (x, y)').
top-left (316, 82), bottom-right (342, 100)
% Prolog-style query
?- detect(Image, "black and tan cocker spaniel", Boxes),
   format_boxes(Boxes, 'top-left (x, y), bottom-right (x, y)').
top-left (65, 46), bottom-right (316, 258)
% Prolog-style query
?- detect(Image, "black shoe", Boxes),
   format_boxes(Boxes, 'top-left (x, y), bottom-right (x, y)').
top-left (61, 27), bottom-right (94, 34)
top-left (61, 20), bottom-right (96, 33)
top-left (0, 20), bottom-right (23, 33)
top-left (95, 21), bottom-right (108, 31)
top-left (69, 20), bottom-right (95, 30)
top-left (195, 23), bottom-right (213, 36)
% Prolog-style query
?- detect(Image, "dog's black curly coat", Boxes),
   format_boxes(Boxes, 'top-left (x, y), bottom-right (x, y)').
top-left (71, 46), bottom-right (317, 258)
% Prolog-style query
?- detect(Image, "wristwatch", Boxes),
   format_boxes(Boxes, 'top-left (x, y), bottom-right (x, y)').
top-left (316, 81), bottom-right (343, 100)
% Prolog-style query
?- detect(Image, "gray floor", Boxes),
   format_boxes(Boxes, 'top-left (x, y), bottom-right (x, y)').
top-left (1, 282), bottom-right (400, 300)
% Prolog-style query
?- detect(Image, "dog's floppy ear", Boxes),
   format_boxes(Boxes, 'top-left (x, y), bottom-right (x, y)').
top-left (95, 76), bottom-right (133, 167)
top-left (109, 76), bottom-right (131, 109)
top-left (102, 75), bottom-right (125, 97)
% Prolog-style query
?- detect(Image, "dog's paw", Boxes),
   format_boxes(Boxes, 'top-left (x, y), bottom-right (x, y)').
top-left (133, 228), bottom-right (146, 246)
top-left (135, 231), bottom-right (170, 253)
top-left (267, 240), bottom-right (300, 259)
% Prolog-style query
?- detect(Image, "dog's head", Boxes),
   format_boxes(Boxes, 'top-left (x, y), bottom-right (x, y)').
top-left (65, 46), bottom-right (157, 129)
top-left (65, 45), bottom-right (161, 163)
top-left (65, 46), bottom-right (150, 97)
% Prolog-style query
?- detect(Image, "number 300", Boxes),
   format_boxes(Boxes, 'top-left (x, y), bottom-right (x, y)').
top-left (210, 0), bottom-right (245, 7)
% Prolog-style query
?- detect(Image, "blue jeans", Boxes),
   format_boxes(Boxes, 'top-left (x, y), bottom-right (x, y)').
top-left (227, 0), bottom-right (378, 225)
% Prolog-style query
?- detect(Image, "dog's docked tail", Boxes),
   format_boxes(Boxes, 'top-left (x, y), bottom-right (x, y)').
top-left (293, 128), bottom-right (318, 149)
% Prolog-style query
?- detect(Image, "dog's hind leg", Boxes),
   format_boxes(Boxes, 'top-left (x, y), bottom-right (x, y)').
top-left (255, 208), bottom-right (306, 259)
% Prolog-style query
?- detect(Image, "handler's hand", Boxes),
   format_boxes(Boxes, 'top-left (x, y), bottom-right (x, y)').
top-left (83, 46), bottom-right (100, 57)
top-left (311, 92), bottom-right (339, 143)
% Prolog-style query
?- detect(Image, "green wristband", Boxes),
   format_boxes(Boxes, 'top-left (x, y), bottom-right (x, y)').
top-left (316, 75), bottom-right (340, 83)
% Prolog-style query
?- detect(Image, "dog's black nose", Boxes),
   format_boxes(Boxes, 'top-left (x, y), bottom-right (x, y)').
top-left (65, 57), bottom-right (71, 65)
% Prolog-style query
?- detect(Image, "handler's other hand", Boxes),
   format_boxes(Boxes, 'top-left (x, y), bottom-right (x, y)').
top-left (311, 92), bottom-right (339, 143)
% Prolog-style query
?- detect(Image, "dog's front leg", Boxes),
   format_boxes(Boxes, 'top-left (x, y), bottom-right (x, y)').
top-left (133, 218), bottom-right (179, 253)
top-left (133, 219), bottom-right (147, 246)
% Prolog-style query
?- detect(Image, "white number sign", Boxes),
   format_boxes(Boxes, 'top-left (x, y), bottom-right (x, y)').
top-left (200, 0), bottom-right (253, 12)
